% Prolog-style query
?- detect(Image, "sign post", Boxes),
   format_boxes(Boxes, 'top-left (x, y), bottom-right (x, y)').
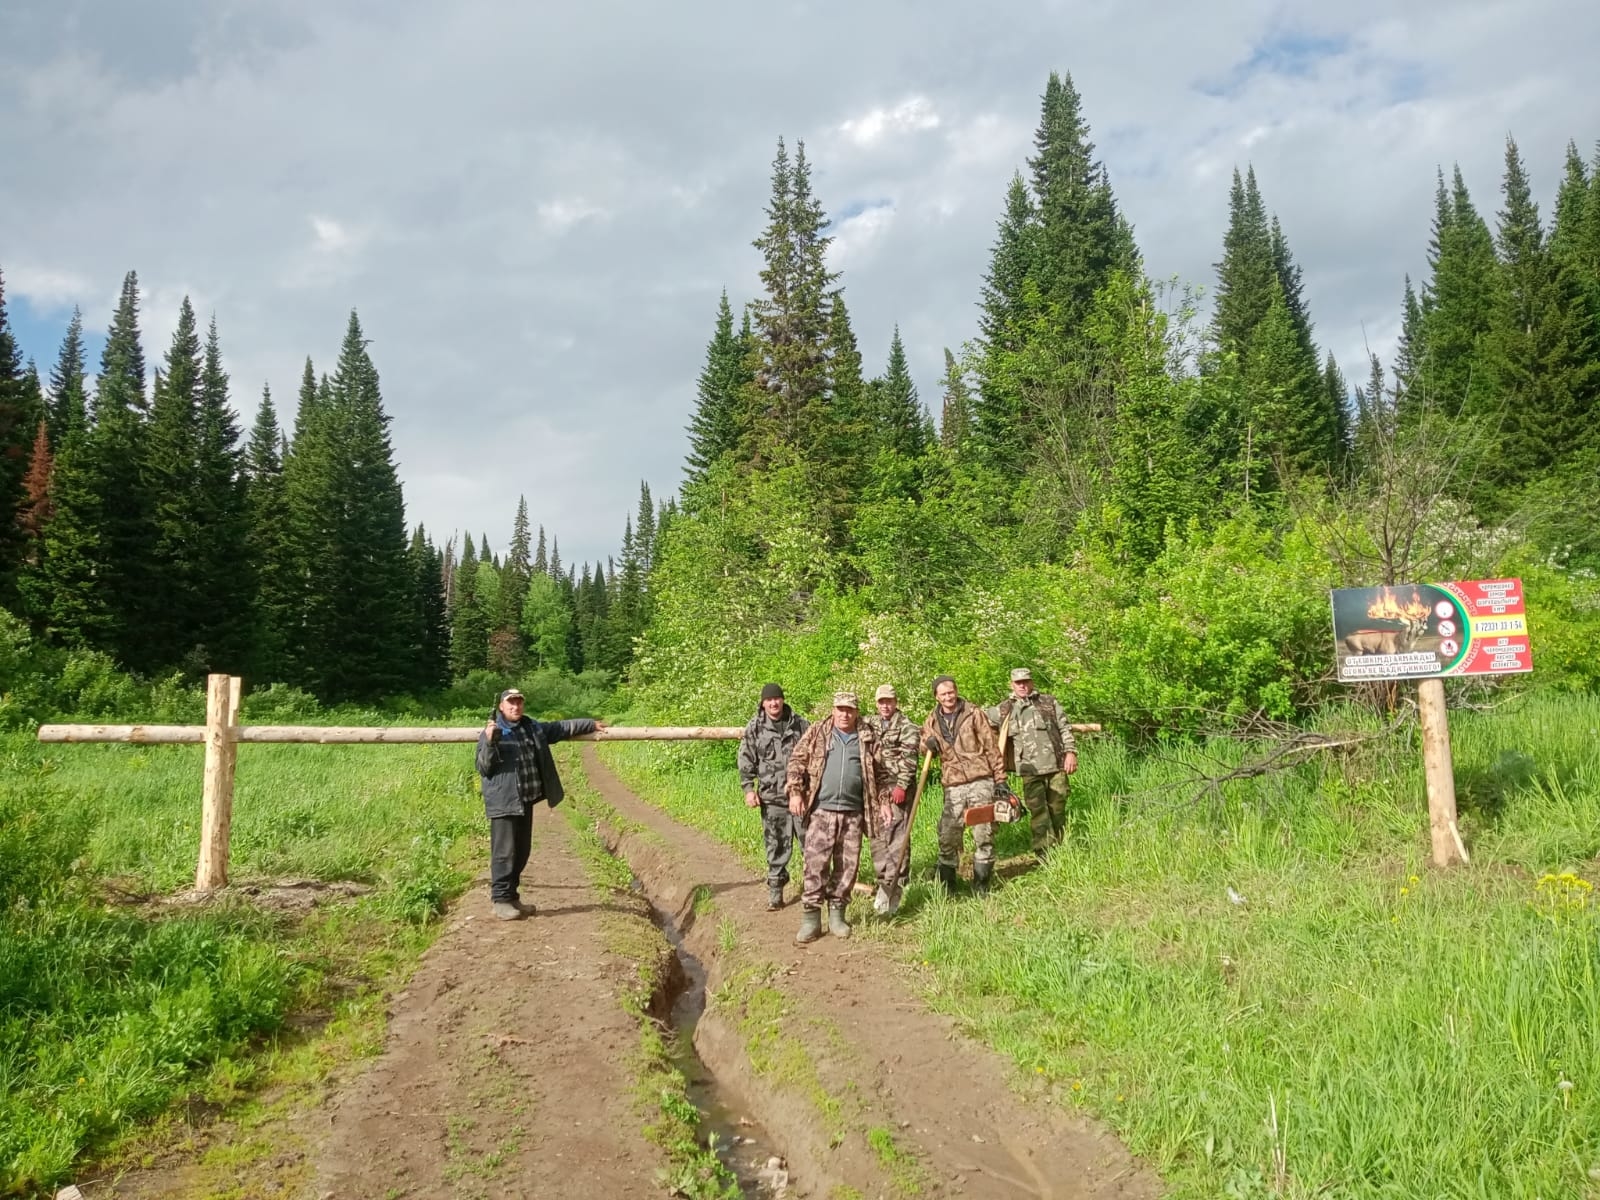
top-left (1330, 579), bottom-right (1532, 868)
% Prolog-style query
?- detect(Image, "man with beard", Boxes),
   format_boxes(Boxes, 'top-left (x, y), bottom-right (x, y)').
top-left (863, 683), bottom-right (921, 916)
top-left (921, 675), bottom-right (1007, 896)
top-left (737, 683), bottom-right (809, 910)
top-left (785, 692), bottom-right (892, 942)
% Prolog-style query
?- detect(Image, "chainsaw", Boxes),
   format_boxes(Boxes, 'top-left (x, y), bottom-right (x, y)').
top-left (964, 710), bottom-right (1021, 825)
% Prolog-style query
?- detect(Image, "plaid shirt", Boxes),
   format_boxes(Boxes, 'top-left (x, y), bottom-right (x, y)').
top-left (493, 715), bottom-right (545, 804)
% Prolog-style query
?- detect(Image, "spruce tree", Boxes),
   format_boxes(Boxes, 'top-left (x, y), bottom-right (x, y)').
top-left (742, 139), bottom-right (837, 466)
top-left (939, 348), bottom-right (973, 452)
top-left (0, 266), bottom-right (41, 598)
top-left (532, 524), bottom-right (547, 576)
top-left (407, 526), bottom-right (449, 690)
top-left (1482, 138), bottom-right (1600, 495)
top-left (1245, 280), bottom-right (1327, 484)
top-left (635, 482), bottom-right (656, 579)
top-left (281, 359), bottom-right (334, 684)
top-left (448, 533), bottom-right (488, 677)
top-left (1394, 276), bottom-right (1425, 414)
top-left (1212, 167), bottom-right (1277, 360)
top-left (1322, 352), bottom-right (1352, 470)
top-left (189, 317), bottom-right (250, 671)
top-left (73, 270), bottom-right (152, 666)
top-left (875, 326), bottom-right (927, 460)
top-left (684, 291), bottom-right (751, 486)
top-left (324, 311), bottom-right (412, 699)
top-left (1028, 71), bottom-right (1137, 329)
top-left (972, 173), bottom-right (1038, 465)
top-left (144, 297), bottom-right (204, 667)
top-left (47, 307), bottom-right (88, 449)
top-left (1421, 166), bottom-right (1500, 417)
top-left (244, 385), bottom-right (292, 681)
top-left (490, 497), bottom-right (532, 673)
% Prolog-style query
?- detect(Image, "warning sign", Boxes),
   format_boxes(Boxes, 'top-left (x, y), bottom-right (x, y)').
top-left (1332, 579), bottom-right (1533, 683)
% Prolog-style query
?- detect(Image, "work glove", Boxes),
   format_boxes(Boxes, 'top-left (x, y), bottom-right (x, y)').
top-left (923, 736), bottom-right (940, 754)
top-left (891, 786), bottom-right (907, 805)
top-left (993, 780), bottom-right (1011, 801)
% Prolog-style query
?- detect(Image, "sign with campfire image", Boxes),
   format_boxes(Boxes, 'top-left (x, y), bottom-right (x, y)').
top-left (1331, 579), bottom-right (1533, 683)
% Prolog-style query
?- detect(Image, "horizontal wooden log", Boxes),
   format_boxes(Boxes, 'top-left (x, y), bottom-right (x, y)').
top-left (37, 724), bottom-right (206, 743)
top-left (38, 721), bottom-right (1104, 745)
top-left (36, 723), bottom-right (749, 744)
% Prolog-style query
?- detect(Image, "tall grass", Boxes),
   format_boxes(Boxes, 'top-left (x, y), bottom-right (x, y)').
top-left (0, 726), bottom-right (486, 1196)
top-left (601, 692), bottom-right (1600, 1198)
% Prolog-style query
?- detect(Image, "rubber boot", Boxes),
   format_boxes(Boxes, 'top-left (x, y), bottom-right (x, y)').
top-left (937, 864), bottom-right (959, 893)
top-left (768, 884), bottom-right (785, 911)
top-left (972, 861), bottom-right (993, 898)
top-left (795, 906), bottom-right (824, 944)
top-left (828, 902), bottom-right (852, 938)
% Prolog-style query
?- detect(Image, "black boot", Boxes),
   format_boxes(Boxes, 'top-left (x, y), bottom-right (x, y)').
top-left (972, 861), bottom-right (993, 897)
top-left (937, 864), bottom-right (959, 893)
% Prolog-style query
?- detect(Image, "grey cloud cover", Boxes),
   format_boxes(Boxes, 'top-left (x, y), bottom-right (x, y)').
top-left (2, 0), bottom-right (1596, 565)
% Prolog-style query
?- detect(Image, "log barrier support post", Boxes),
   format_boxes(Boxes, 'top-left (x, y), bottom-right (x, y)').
top-left (195, 674), bottom-right (242, 891)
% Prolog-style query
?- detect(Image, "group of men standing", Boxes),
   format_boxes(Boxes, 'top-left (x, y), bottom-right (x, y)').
top-left (736, 670), bottom-right (1078, 945)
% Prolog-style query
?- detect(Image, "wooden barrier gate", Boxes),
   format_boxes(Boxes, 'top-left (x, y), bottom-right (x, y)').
top-left (36, 674), bottom-right (1102, 892)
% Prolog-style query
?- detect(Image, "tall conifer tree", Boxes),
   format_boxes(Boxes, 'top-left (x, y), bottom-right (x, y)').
top-left (1482, 139), bottom-right (1600, 495)
top-left (47, 307), bottom-right (89, 449)
top-left (874, 326), bottom-right (927, 460)
top-left (244, 385), bottom-right (292, 681)
top-left (684, 292), bottom-right (751, 486)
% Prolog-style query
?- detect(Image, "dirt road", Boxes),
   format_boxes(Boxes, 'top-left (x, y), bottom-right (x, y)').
top-left (313, 809), bottom-right (667, 1197)
top-left (579, 745), bottom-right (1159, 1200)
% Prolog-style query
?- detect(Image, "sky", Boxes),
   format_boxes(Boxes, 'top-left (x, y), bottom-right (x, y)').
top-left (2, 0), bottom-right (1597, 568)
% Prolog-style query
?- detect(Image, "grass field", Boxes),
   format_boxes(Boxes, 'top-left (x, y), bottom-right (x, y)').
top-left (600, 692), bottom-right (1600, 1199)
top-left (0, 729), bottom-right (484, 1197)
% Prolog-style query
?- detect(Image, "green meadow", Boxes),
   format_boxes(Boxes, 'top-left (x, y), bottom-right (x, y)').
top-left (600, 691), bottom-right (1600, 1199)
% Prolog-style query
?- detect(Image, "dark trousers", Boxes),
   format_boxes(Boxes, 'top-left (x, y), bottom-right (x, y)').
top-left (761, 803), bottom-right (800, 888)
top-left (489, 807), bottom-right (533, 901)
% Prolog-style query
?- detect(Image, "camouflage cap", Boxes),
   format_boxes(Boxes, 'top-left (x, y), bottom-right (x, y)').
top-left (874, 684), bottom-right (897, 700)
top-left (1010, 667), bottom-right (1032, 682)
top-left (832, 691), bottom-right (860, 709)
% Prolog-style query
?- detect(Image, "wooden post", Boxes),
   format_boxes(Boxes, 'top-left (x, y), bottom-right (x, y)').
top-left (195, 674), bottom-right (241, 891)
top-left (1418, 677), bottom-right (1467, 868)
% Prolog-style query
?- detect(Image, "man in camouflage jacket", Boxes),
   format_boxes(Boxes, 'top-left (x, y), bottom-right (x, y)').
top-left (921, 675), bottom-right (1007, 896)
top-left (863, 683), bottom-right (921, 916)
top-left (986, 667), bottom-right (1077, 857)
top-left (785, 691), bottom-right (892, 943)
top-left (738, 683), bottom-right (809, 910)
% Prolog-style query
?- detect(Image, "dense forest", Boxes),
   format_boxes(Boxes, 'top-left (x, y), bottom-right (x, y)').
top-left (1, 70), bottom-right (1597, 724)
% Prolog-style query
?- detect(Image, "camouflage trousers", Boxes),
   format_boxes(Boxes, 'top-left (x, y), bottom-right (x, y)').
top-left (1021, 772), bottom-right (1071, 855)
top-left (760, 803), bottom-right (801, 888)
top-left (868, 795), bottom-right (913, 904)
top-left (937, 779), bottom-right (995, 869)
top-left (801, 809), bottom-right (864, 908)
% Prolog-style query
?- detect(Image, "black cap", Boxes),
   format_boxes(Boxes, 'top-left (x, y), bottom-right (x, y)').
top-left (760, 683), bottom-right (784, 701)
top-left (498, 688), bottom-right (525, 703)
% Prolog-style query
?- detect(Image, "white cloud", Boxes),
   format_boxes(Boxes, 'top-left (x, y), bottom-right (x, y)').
top-left (1, 0), bottom-right (1596, 564)
top-left (536, 198), bottom-right (608, 233)
top-left (3, 263), bottom-right (95, 310)
top-left (827, 203), bottom-right (896, 270)
top-left (838, 96), bottom-right (941, 147)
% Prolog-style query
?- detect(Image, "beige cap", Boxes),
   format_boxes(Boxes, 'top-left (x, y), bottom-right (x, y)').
top-left (1010, 667), bottom-right (1032, 682)
top-left (832, 690), bottom-right (859, 709)
top-left (874, 684), bottom-right (897, 700)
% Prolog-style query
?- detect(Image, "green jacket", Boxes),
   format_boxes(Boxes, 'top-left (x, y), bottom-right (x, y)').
top-left (986, 691), bottom-right (1074, 777)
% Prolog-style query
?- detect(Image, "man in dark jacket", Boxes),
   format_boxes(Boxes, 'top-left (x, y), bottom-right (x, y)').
top-left (476, 686), bottom-right (606, 920)
top-left (737, 683), bottom-right (809, 911)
